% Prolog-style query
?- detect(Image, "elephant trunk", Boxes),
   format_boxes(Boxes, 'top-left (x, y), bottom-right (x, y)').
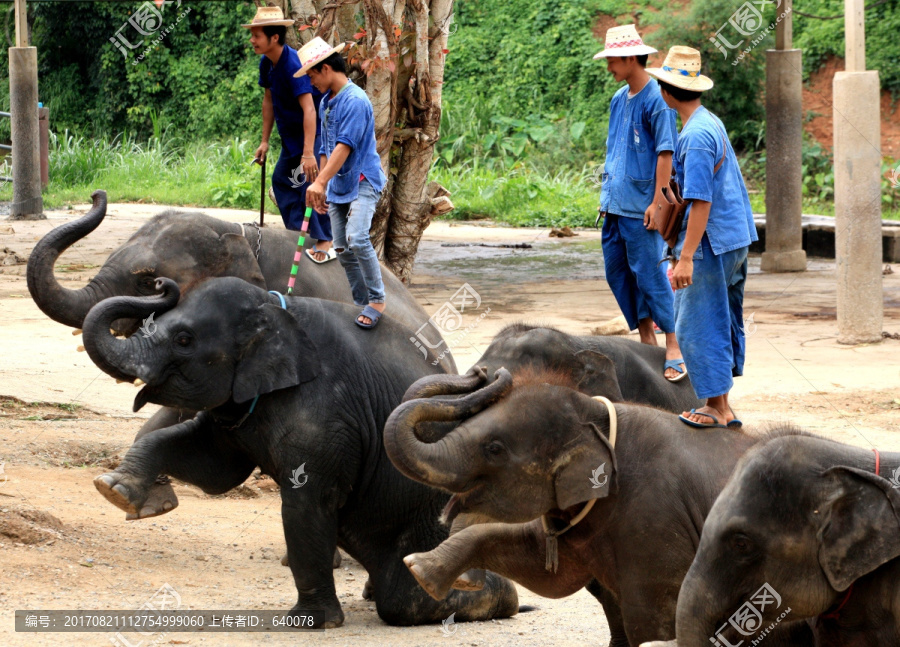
top-left (384, 368), bottom-right (513, 491)
top-left (401, 365), bottom-right (489, 402)
top-left (82, 278), bottom-right (180, 383)
top-left (674, 571), bottom-right (720, 647)
top-left (26, 190), bottom-right (116, 328)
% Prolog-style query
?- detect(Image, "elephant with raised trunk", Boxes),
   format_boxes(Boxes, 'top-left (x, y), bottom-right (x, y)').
top-left (81, 277), bottom-right (516, 628)
top-left (384, 369), bottom-right (813, 646)
top-left (27, 190), bottom-right (453, 517)
top-left (651, 433), bottom-right (900, 647)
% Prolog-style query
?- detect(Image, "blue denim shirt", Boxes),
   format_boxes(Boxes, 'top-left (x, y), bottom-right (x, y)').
top-left (318, 80), bottom-right (387, 204)
top-left (258, 45), bottom-right (321, 158)
top-left (673, 106), bottom-right (757, 258)
top-left (600, 78), bottom-right (677, 219)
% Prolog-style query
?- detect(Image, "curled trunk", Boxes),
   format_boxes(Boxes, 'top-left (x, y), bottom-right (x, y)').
top-left (384, 368), bottom-right (513, 490)
top-left (401, 365), bottom-right (488, 402)
top-left (26, 190), bottom-right (116, 328)
top-left (82, 278), bottom-right (180, 383)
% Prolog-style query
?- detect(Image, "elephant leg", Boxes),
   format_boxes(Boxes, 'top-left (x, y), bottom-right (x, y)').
top-left (404, 520), bottom-right (591, 602)
top-left (280, 497), bottom-right (344, 629)
top-left (95, 415), bottom-right (255, 517)
top-left (127, 406), bottom-right (197, 519)
top-left (585, 579), bottom-right (630, 647)
top-left (448, 513), bottom-right (485, 591)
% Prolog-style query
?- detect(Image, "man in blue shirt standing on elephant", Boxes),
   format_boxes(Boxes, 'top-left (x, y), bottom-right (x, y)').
top-left (246, 6), bottom-right (335, 263)
top-left (594, 24), bottom-right (686, 382)
top-left (298, 37), bottom-right (388, 329)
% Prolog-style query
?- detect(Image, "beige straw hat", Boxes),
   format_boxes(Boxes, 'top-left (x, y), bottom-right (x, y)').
top-left (293, 37), bottom-right (347, 77)
top-left (242, 6), bottom-right (294, 28)
top-left (646, 46), bottom-right (714, 92)
top-left (592, 24), bottom-right (657, 59)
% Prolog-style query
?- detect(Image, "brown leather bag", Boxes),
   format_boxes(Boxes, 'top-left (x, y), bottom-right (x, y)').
top-left (653, 128), bottom-right (727, 249)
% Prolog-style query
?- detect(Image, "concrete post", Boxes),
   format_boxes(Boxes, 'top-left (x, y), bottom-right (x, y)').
top-left (38, 106), bottom-right (48, 187)
top-left (8, 47), bottom-right (43, 220)
top-left (833, 70), bottom-right (882, 344)
top-left (761, 48), bottom-right (806, 272)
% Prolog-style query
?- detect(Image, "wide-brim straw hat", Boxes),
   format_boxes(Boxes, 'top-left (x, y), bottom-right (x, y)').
top-left (242, 6), bottom-right (294, 28)
top-left (647, 46), bottom-right (714, 92)
top-left (293, 37), bottom-right (347, 77)
top-left (593, 24), bottom-right (657, 59)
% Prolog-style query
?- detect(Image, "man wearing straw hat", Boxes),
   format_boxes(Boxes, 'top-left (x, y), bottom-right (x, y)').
top-left (646, 46), bottom-right (757, 429)
top-left (298, 37), bottom-right (388, 329)
top-left (246, 6), bottom-right (336, 263)
top-left (594, 24), bottom-right (686, 382)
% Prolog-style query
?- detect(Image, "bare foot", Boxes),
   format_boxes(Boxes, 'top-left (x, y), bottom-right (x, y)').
top-left (357, 302), bottom-right (386, 326)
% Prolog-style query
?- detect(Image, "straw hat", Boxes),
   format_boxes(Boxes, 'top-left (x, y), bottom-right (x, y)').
top-left (592, 24), bottom-right (657, 59)
top-left (242, 6), bottom-right (294, 28)
top-left (293, 37), bottom-right (347, 77)
top-left (646, 46), bottom-right (714, 92)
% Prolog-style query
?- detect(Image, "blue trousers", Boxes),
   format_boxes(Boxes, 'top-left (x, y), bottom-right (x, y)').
top-left (272, 149), bottom-right (332, 240)
top-left (674, 234), bottom-right (749, 400)
top-left (602, 214), bottom-right (675, 332)
top-left (329, 179), bottom-right (385, 305)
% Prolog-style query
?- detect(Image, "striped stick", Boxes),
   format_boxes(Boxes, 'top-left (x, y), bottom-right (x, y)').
top-left (286, 207), bottom-right (312, 295)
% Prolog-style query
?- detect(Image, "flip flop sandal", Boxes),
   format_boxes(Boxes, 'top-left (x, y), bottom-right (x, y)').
top-left (355, 305), bottom-right (383, 329)
top-left (306, 246), bottom-right (337, 264)
top-left (664, 358), bottom-right (688, 382)
top-left (679, 409), bottom-right (728, 429)
top-left (727, 408), bottom-right (743, 428)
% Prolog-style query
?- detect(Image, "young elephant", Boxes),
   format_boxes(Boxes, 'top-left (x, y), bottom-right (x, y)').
top-left (662, 433), bottom-right (900, 647)
top-left (384, 369), bottom-right (813, 646)
top-left (81, 278), bottom-right (516, 628)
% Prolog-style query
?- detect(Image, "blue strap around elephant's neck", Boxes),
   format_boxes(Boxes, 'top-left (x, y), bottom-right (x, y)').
top-left (243, 291), bottom-right (288, 415)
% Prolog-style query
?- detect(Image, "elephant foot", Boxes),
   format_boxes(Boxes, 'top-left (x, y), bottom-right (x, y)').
top-left (361, 578), bottom-right (373, 600)
top-left (291, 603), bottom-right (343, 629)
top-left (452, 568), bottom-right (486, 591)
top-left (282, 548), bottom-right (342, 569)
top-left (94, 472), bottom-right (177, 519)
top-left (125, 480), bottom-right (178, 520)
top-left (403, 552), bottom-right (458, 601)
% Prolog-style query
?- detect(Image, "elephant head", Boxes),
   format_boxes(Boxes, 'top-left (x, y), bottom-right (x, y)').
top-left (27, 190), bottom-right (265, 333)
top-left (474, 324), bottom-right (624, 401)
top-left (82, 277), bottom-right (319, 412)
top-left (383, 368), bottom-right (617, 524)
top-left (674, 434), bottom-right (900, 646)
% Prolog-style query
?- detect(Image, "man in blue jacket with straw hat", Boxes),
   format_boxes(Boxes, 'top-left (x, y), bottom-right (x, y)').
top-left (594, 24), bottom-right (686, 382)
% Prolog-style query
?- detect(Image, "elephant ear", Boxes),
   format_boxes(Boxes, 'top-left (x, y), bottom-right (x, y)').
top-left (218, 233), bottom-right (266, 289)
top-left (572, 350), bottom-right (624, 401)
top-left (232, 303), bottom-right (320, 403)
top-left (554, 418), bottom-right (617, 511)
top-left (816, 466), bottom-right (900, 591)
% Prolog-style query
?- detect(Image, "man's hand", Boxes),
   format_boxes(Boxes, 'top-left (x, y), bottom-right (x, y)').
top-left (595, 207), bottom-right (605, 229)
top-left (254, 142), bottom-right (269, 163)
top-left (306, 180), bottom-right (327, 214)
top-left (301, 154), bottom-right (318, 182)
top-left (671, 258), bottom-right (694, 290)
top-left (644, 203), bottom-right (657, 231)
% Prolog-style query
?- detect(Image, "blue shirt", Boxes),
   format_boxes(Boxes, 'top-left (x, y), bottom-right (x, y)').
top-left (600, 78), bottom-right (677, 219)
top-left (258, 45), bottom-right (322, 158)
top-left (673, 106), bottom-right (757, 257)
top-left (318, 80), bottom-right (387, 204)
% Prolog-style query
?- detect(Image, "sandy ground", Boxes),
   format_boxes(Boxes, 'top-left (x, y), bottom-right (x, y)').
top-left (1, 202), bottom-right (898, 646)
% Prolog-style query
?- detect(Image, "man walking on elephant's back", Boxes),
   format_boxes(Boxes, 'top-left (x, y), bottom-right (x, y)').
top-left (246, 7), bottom-right (336, 263)
top-left (300, 37), bottom-right (388, 329)
top-left (594, 25), bottom-right (687, 382)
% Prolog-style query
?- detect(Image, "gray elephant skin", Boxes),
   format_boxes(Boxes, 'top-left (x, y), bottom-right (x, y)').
top-left (27, 190), bottom-right (453, 517)
top-left (383, 369), bottom-right (813, 646)
top-left (668, 432), bottom-right (900, 647)
top-left (80, 277), bottom-right (515, 628)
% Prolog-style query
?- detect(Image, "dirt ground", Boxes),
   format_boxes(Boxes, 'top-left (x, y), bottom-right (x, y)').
top-left (1, 202), bottom-right (898, 647)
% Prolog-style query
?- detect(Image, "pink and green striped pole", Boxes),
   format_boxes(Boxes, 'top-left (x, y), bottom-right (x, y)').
top-left (286, 207), bottom-right (312, 295)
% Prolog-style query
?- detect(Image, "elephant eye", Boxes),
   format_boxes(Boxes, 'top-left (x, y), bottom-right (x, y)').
top-left (174, 332), bottom-right (193, 347)
top-left (484, 441), bottom-right (506, 459)
top-left (136, 275), bottom-right (157, 293)
top-left (729, 533), bottom-right (755, 555)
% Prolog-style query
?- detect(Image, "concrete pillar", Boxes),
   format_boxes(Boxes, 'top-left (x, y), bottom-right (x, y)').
top-left (38, 105), bottom-right (48, 187)
top-left (833, 70), bottom-right (882, 344)
top-left (761, 49), bottom-right (806, 272)
top-left (8, 46), bottom-right (44, 220)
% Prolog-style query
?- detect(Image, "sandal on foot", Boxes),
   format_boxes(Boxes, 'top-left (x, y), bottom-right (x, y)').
top-left (306, 246), bottom-right (337, 264)
top-left (664, 358), bottom-right (688, 382)
top-left (355, 305), bottom-right (383, 329)
top-left (727, 408), bottom-right (743, 428)
top-left (679, 409), bottom-right (728, 429)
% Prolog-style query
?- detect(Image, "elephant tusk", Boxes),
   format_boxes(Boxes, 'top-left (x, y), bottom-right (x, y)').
top-left (76, 345), bottom-right (85, 352)
top-left (134, 378), bottom-right (145, 387)
top-left (72, 328), bottom-right (82, 336)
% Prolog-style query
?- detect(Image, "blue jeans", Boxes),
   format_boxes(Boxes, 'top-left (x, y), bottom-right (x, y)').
top-left (329, 179), bottom-right (385, 305)
top-left (272, 149), bottom-right (332, 240)
top-left (602, 214), bottom-right (675, 332)
top-left (674, 234), bottom-right (749, 400)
